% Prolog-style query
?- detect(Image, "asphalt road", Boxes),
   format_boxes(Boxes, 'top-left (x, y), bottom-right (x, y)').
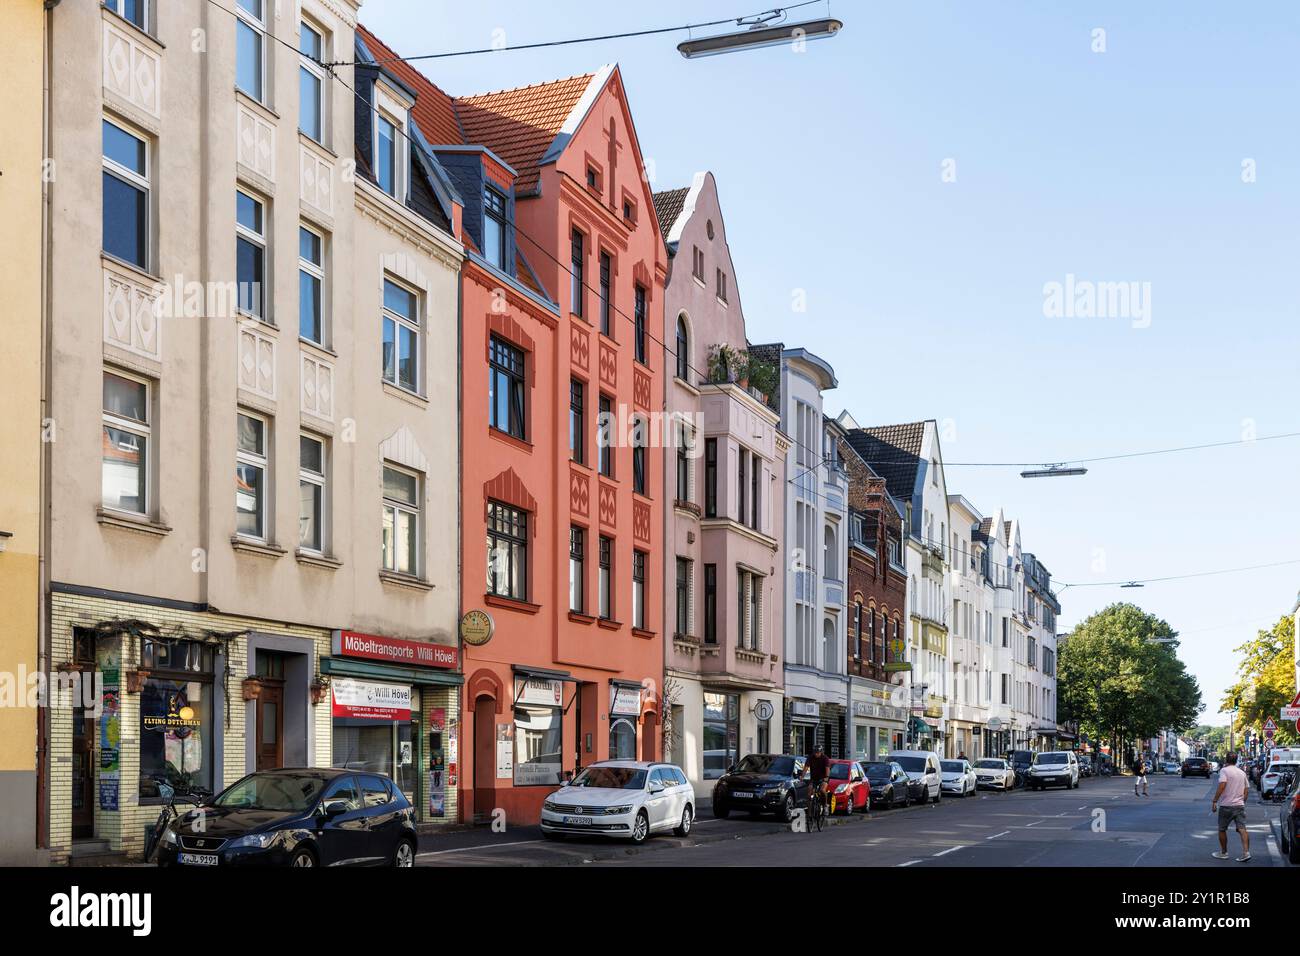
top-left (415, 773), bottom-right (1295, 867)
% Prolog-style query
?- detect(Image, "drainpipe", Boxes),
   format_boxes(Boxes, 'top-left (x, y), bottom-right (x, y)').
top-left (36, 0), bottom-right (62, 860)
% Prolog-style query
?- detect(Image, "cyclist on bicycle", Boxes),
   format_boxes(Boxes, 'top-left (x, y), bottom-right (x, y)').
top-left (806, 744), bottom-right (831, 813)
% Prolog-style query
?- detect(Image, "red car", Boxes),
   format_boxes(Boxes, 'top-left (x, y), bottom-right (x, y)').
top-left (826, 760), bottom-right (870, 814)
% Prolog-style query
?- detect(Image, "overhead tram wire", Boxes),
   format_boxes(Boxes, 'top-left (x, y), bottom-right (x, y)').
top-left (201, 0), bottom-right (1300, 479)
top-left (1055, 558), bottom-right (1300, 591)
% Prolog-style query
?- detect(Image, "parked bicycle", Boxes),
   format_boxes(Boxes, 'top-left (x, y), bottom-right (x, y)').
top-left (143, 780), bottom-right (211, 864)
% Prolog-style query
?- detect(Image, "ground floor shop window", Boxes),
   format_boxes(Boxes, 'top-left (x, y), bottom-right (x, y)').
top-left (791, 722), bottom-right (816, 756)
top-left (854, 724), bottom-right (869, 758)
top-left (331, 682), bottom-right (419, 797)
top-left (609, 717), bottom-right (638, 759)
top-left (139, 640), bottom-right (216, 799)
top-left (514, 679), bottom-right (564, 786)
top-left (702, 692), bottom-right (738, 778)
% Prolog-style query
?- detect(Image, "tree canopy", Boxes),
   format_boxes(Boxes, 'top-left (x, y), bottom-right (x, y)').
top-left (1058, 603), bottom-right (1203, 751)
top-left (1220, 614), bottom-right (1296, 747)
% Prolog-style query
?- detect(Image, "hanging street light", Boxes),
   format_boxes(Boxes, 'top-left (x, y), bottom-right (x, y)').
top-left (1020, 463), bottom-right (1088, 478)
top-left (678, 9), bottom-right (843, 58)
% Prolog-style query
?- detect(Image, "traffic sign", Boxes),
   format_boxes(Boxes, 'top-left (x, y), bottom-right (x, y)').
top-left (1282, 706), bottom-right (1300, 721)
top-left (1264, 717), bottom-right (1277, 733)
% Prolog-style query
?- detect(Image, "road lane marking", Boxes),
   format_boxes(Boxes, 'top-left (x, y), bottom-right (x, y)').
top-left (897, 859), bottom-right (923, 867)
top-left (987, 830), bottom-right (1011, 840)
top-left (416, 839), bottom-right (543, 857)
top-left (933, 845), bottom-right (962, 857)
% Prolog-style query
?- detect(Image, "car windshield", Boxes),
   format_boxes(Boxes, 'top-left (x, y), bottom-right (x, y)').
top-left (829, 763), bottom-right (851, 780)
top-left (975, 760), bottom-right (1004, 769)
top-left (941, 761), bottom-right (965, 773)
top-left (1010, 751), bottom-right (1033, 763)
top-left (1035, 753), bottom-right (1068, 766)
top-left (570, 767), bottom-right (647, 790)
top-left (1266, 763), bottom-right (1299, 776)
top-left (894, 756), bottom-right (927, 773)
top-left (863, 763), bottom-right (892, 779)
top-left (736, 755), bottom-right (795, 776)
top-left (213, 773), bottom-right (328, 812)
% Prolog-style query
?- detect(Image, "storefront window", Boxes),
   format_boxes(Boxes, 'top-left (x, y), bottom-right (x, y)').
top-left (854, 724), bottom-right (869, 758)
top-left (331, 680), bottom-right (417, 785)
top-left (514, 678), bottom-right (563, 786)
top-left (609, 718), bottom-right (637, 759)
top-left (139, 640), bottom-right (216, 799)
top-left (702, 692), bottom-right (739, 778)
top-left (609, 683), bottom-right (642, 762)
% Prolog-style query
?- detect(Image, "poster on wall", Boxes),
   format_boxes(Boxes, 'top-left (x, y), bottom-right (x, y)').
top-left (96, 643), bottom-right (120, 811)
top-left (428, 707), bottom-right (445, 818)
top-left (448, 717), bottom-right (458, 788)
top-left (496, 723), bottom-right (514, 778)
top-left (331, 678), bottom-right (411, 720)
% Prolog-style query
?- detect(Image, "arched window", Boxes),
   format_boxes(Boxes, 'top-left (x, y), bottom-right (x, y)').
top-left (822, 617), bottom-right (836, 672)
top-left (824, 524), bottom-right (837, 579)
top-left (675, 315), bottom-right (689, 381)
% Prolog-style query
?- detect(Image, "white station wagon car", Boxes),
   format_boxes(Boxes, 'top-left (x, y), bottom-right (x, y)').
top-left (541, 761), bottom-right (695, 844)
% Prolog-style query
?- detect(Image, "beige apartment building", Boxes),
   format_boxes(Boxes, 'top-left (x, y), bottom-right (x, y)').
top-left (40, 0), bottom-right (463, 863)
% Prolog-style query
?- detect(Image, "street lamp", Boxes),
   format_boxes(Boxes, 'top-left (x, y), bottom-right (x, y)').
top-left (678, 11), bottom-right (843, 58)
top-left (1019, 464), bottom-right (1088, 479)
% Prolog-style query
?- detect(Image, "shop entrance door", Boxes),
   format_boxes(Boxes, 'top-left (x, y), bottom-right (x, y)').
top-left (473, 695), bottom-right (495, 823)
top-left (71, 703), bottom-right (94, 838)
top-left (256, 682), bottom-right (284, 770)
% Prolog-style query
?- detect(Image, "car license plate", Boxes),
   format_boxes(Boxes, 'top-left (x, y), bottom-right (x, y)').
top-left (732, 791), bottom-right (754, 798)
top-left (177, 852), bottom-right (219, 866)
top-left (562, 815), bottom-right (592, 826)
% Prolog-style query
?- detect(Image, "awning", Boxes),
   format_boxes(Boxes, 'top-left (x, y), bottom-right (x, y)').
top-left (909, 716), bottom-right (937, 737)
top-left (321, 656), bottom-right (463, 687)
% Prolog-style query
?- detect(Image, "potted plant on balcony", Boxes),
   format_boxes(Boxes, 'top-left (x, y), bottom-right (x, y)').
top-left (707, 343), bottom-right (748, 385)
top-left (746, 354), bottom-right (779, 402)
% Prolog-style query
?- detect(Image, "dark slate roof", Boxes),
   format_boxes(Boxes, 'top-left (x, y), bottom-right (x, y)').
top-left (844, 423), bottom-right (926, 503)
top-left (976, 517), bottom-right (1011, 545)
top-left (653, 187), bottom-right (690, 241)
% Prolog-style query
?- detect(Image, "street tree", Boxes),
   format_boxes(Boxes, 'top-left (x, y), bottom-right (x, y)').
top-left (1221, 614), bottom-right (1297, 747)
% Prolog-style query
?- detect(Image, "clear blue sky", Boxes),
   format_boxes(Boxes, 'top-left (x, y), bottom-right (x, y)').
top-left (361, 1), bottom-right (1300, 722)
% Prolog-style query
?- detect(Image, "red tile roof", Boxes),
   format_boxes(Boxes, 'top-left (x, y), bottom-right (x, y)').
top-left (356, 25), bottom-right (464, 147)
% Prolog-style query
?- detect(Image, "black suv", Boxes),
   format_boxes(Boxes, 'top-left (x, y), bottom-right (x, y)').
top-left (157, 768), bottom-right (418, 867)
top-left (1181, 757), bottom-right (1211, 778)
top-left (1008, 750), bottom-right (1034, 786)
top-left (712, 754), bottom-right (811, 822)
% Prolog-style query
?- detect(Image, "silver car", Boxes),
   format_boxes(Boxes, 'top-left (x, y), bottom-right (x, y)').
top-left (540, 761), bottom-right (695, 844)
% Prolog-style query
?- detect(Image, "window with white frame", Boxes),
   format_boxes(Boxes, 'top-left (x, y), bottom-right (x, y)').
top-left (102, 118), bottom-right (149, 270)
top-left (235, 0), bottom-right (267, 103)
top-left (103, 0), bottom-right (148, 31)
top-left (382, 464), bottom-right (421, 576)
top-left (298, 434), bottom-right (326, 553)
top-left (599, 536), bottom-right (613, 620)
top-left (381, 278), bottom-right (419, 393)
top-left (299, 20), bottom-right (326, 144)
top-left (236, 190), bottom-right (267, 320)
top-left (298, 224), bottom-right (325, 344)
top-left (373, 85), bottom-right (410, 200)
top-left (236, 412), bottom-right (269, 539)
top-left (102, 370), bottom-right (151, 515)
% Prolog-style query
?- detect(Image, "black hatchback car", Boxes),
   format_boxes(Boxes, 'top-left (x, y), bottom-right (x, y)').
top-left (1181, 757), bottom-right (1212, 778)
top-left (862, 760), bottom-right (913, 808)
top-left (712, 754), bottom-right (811, 821)
top-left (157, 768), bottom-right (418, 867)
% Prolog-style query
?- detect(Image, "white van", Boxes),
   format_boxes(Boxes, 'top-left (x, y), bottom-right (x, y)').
top-left (888, 750), bottom-right (943, 803)
top-left (1027, 750), bottom-right (1080, 790)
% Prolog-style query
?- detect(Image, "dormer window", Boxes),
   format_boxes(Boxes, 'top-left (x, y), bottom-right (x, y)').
top-left (483, 186), bottom-right (508, 271)
top-left (372, 82), bottom-right (411, 201)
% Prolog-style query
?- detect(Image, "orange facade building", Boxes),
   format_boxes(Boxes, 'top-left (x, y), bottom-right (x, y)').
top-left (358, 28), bottom-right (667, 824)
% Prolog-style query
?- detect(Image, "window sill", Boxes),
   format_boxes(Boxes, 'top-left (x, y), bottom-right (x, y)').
top-left (598, 330), bottom-right (618, 346)
top-left (631, 628), bottom-right (656, 641)
top-left (568, 611), bottom-right (596, 625)
top-left (296, 549), bottom-right (342, 570)
top-left (298, 130), bottom-right (338, 161)
top-left (299, 337), bottom-right (337, 359)
top-left (101, 252), bottom-right (163, 286)
top-left (597, 618), bottom-right (623, 631)
top-left (485, 593), bottom-right (540, 615)
top-left (97, 508), bottom-right (171, 538)
top-left (379, 569), bottom-right (434, 591)
top-left (235, 88), bottom-right (280, 124)
top-left (488, 427), bottom-right (532, 453)
top-left (231, 536), bottom-right (287, 559)
top-left (382, 381), bottom-right (428, 408)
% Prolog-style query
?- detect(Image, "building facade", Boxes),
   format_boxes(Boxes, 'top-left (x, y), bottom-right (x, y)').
top-left (947, 495), bottom-right (993, 759)
top-left (836, 420), bottom-right (910, 761)
top-left (0, 0), bottom-right (46, 866)
top-left (1024, 552), bottom-right (1061, 749)
top-left (655, 173), bottom-right (787, 791)
top-left (40, 0), bottom-right (463, 863)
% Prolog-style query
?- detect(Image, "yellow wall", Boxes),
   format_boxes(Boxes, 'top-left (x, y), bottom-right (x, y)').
top-left (0, 0), bottom-right (44, 820)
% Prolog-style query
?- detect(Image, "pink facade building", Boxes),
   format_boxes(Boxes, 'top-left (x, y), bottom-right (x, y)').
top-left (655, 173), bottom-right (788, 793)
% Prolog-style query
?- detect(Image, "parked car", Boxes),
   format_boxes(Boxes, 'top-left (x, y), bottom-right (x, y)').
top-left (711, 753), bottom-right (810, 822)
top-left (889, 750), bottom-right (943, 803)
top-left (1008, 750), bottom-right (1035, 785)
top-left (1209, 760), bottom-right (1220, 772)
top-left (1277, 769), bottom-right (1300, 864)
top-left (973, 757), bottom-right (1015, 791)
top-left (862, 761), bottom-right (912, 809)
top-left (1077, 755), bottom-right (1094, 778)
top-left (940, 759), bottom-right (977, 797)
top-left (1181, 757), bottom-right (1212, 778)
top-left (1027, 751), bottom-right (1080, 790)
top-left (1261, 761), bottom-right (1300, 801)
top-left (1162, 760), bottom-right (1180, 775)
top-left (827, 759), bottom-right (870, 814)
top-left (541, 761), bottom-right (694, 844)
top-left (156, 768), bottom-right (418, 867)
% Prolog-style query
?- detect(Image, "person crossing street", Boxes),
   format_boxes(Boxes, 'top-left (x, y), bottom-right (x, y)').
top-left (1133, 757), bottom-right (1149, 797)
top-left (1210, 752), bottom-right (1251, 862)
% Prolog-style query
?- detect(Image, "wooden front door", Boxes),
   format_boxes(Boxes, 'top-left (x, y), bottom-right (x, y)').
top-left (473, 696), bottom-right (496, 823)
top-left (256, 682), bottom-right (284, 771)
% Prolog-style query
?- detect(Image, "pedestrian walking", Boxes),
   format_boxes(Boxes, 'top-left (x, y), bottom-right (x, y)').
top-left (1133, 758), bottom-right (1149, 796)
top-left (1210, 752), bottom-right (1251, 862)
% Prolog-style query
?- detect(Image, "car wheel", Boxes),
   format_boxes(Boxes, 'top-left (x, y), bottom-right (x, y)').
top-left (290, 846), bottom-right (316, 868)
top-left (393, 839), bottom-right (415, 868)
top-left (674, 805), bottom-right (694, 837)
top-left (931, 787), bottom-right (940, 804)
top-left (781, 793), bottom-right (796, 824)
top-left (713, 803), bottom-right (730, 819)
top-left (630, 810), bottom-right (650, 845)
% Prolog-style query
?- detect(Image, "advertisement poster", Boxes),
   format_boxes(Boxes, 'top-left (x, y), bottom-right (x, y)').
top-left (448, 717), bottom-right (458, 787)
top-left (331, 678), bottom-right (411, 720)
top-left (428, 707), bottom-right (445, 818)
top-left (95, 644), bottom-right (120, 811)
top-left (496, 722), bottom-right (514, 778)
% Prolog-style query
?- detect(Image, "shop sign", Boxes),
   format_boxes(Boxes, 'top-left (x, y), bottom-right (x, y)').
top-left (853, 701), bottom-right (871, 718)
top-left (333, 631), bottom-right (458, 670)
top-left (331, 678), bottom-right (411, 720)
top-left (460, 610), bottom-right (495, 647)
top-left (753, 699), bottom-right (775, 722)
top-left (610, 684), bottom-right (642, 717)
top-left (428, 708), bottom-right (446, 818)
top-left (516, 677), bottom-right (563, 708)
